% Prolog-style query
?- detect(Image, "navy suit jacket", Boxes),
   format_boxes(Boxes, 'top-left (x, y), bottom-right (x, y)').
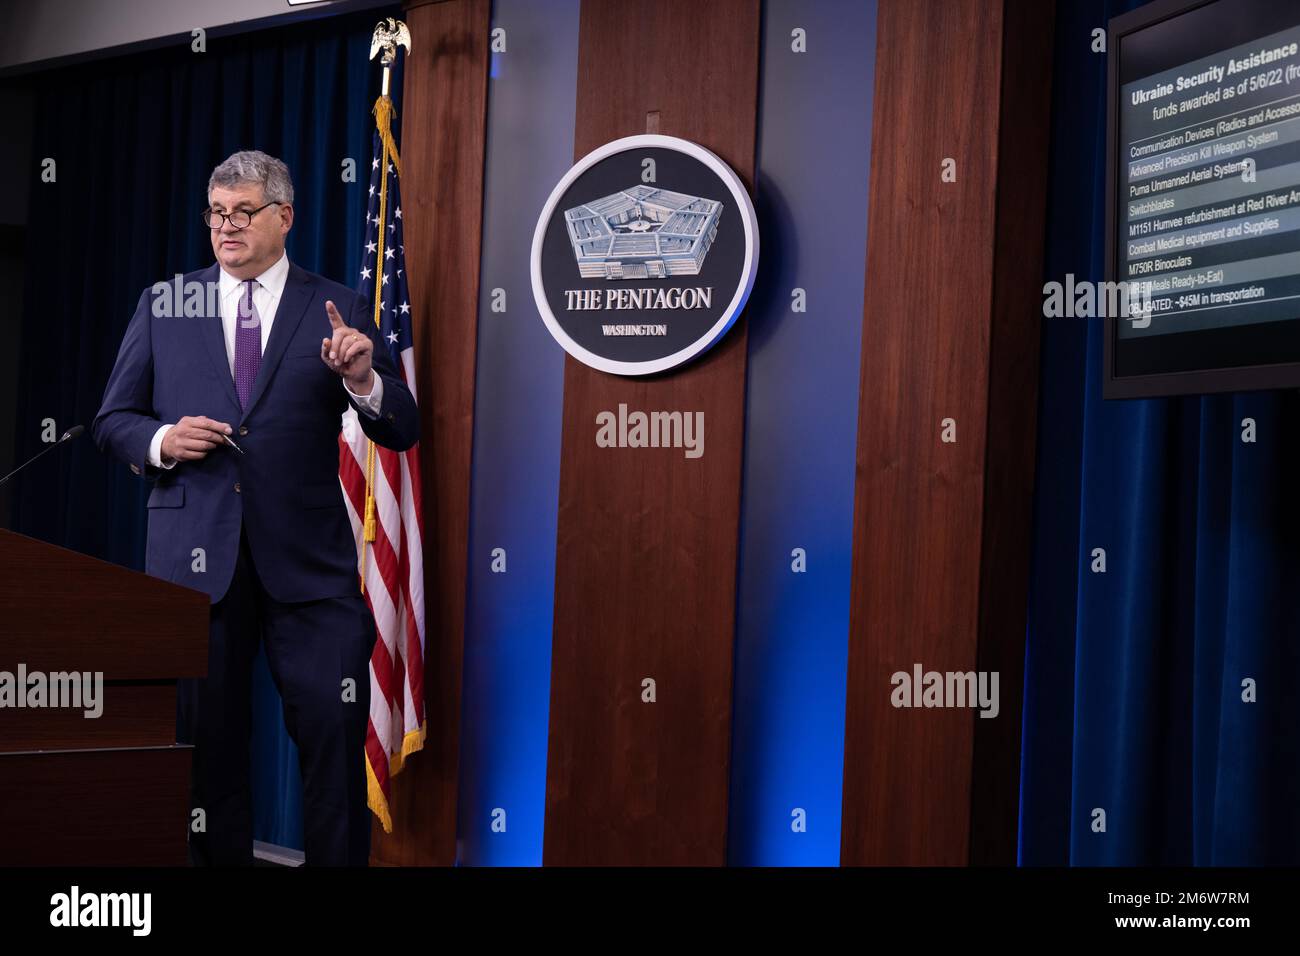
top-left (91, 261), bottom-right (419, 604)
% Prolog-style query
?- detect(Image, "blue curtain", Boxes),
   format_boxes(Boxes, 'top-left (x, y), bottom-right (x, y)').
top-left (8, 6), bottom-right (399, 851)
top-left (1021, 0), bottom-right (1300, 865)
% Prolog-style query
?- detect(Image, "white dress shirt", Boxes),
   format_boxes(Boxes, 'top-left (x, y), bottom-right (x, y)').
top-left (148, 252), bottom-right (383, 468)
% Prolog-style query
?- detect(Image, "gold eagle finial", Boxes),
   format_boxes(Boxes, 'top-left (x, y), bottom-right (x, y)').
top-left (369, 17), bottom-right (411, 65)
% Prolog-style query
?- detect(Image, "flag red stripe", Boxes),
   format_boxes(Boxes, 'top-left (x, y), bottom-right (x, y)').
top-left (338, 441), bottom-right (400, 705)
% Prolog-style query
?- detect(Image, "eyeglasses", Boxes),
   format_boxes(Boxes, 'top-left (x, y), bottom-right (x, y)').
top-left (201, 201), bottom-right (282, 230)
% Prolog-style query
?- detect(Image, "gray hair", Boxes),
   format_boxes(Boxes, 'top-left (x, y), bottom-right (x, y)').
top-left (207, 150), bottom-right (294, 205)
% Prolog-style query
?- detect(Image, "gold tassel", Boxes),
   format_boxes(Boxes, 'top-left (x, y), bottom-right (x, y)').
top-left (359, 95), bottom-right (398, 583)
top-left (363, 493), bottom-right (377, 542)
top-left (372, 95), bottom-right (403, 179)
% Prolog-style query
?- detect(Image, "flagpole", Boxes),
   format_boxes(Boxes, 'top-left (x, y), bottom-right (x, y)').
top-left (353, 15), bottom-right (424, 836)
top-left (359, 18), bottom-right (411, 594)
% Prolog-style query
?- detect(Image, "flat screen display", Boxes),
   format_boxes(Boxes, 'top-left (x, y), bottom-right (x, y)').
top-left (1106, 0), bottom-right (1300, 397)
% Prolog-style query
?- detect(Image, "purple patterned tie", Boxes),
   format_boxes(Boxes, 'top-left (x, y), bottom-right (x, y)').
top-left (234, 279), bottom-right (262, 409)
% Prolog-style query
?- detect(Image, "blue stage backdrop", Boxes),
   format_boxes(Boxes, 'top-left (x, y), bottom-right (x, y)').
top-left (728, 0), bottom-right (876, 866)
top-left (9, 6), bottom-right (402, 851)
top-left (1021, 0), bottom-right (1300, 865)
top-left (453, 0), bottom-right (878, 866)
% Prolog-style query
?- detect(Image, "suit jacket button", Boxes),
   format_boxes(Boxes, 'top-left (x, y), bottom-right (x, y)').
top-left (386, 412), bottom-right (395, 421)
top-left (234, 481), bottom-right (241, 493)
top-left (239, 426), bottom-right (249, 436)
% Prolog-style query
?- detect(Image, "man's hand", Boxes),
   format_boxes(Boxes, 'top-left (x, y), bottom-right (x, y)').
top-left (321, 300), bottom-right (374, 394)
top-left (161, 416), bottom-right (232, 463)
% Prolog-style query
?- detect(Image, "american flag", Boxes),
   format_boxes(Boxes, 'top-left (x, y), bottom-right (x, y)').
top-left (340, 89), bottom-right (425, 834)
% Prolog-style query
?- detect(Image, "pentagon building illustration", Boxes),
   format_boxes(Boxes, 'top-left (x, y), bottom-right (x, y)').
top-left (563, 185), bottom-right (723, 280)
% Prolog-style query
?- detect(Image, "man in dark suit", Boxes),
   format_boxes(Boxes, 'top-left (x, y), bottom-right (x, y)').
top-left (91, 150), bottom-right (419, 866)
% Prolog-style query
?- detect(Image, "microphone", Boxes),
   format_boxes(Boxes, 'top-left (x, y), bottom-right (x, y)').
top-left (0, 425), bottom-right (85, 489)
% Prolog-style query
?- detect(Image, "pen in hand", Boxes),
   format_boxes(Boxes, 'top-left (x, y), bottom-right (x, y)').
top-left (222, 433), bottom-right (245, 455)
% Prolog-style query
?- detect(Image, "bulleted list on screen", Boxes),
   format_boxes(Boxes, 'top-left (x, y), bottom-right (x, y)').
top-left (1120, 24), bottom-right (1300, 339)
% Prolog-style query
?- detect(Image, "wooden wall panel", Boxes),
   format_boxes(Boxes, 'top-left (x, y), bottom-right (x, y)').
top-left (969, 0), bottom-right (1055, 866)
top-left (543, 0), bottom-right (760, 866)
top-left (841, 0), bottom-right (1053, 865)
top-left (371, 0), bottom-right (489, 866)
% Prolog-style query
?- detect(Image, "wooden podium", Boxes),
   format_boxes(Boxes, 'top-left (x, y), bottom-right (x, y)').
top-left (0, 529), bottom-right (208, 865)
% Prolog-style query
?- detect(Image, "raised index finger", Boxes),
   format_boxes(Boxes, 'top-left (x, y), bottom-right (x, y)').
top-left (325, 299), bottom-right (345, 331)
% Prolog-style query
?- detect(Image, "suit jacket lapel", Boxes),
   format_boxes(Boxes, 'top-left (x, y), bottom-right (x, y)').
top-left (197, 263), bottom-right (242, 412)
top-left (240, 262), bottom-right (315, 422)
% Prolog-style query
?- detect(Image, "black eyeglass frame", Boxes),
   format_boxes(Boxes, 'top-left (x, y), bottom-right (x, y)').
top-left (201, 201), bottom-right (283, 230)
